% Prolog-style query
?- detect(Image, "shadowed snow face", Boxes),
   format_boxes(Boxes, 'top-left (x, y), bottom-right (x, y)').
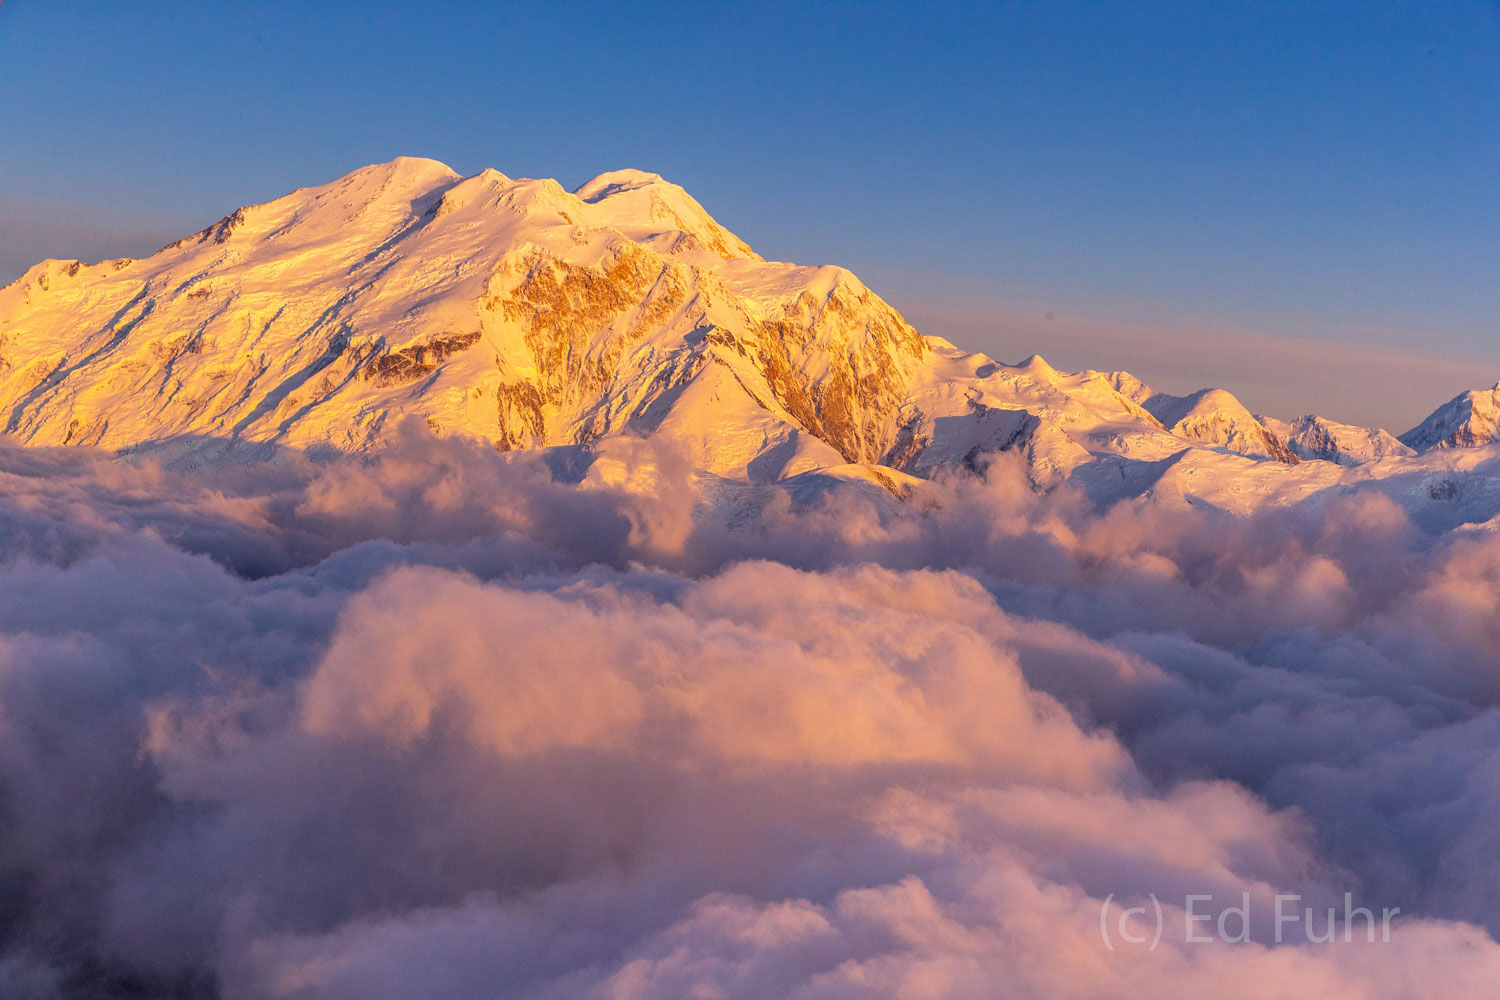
top-left (3, 429), bottom-right (1500, 999)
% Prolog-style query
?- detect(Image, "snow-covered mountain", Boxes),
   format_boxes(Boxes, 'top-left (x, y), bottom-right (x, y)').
top-left (1109, 375), bottom-right (1298, 463)
top-left (1, 157), bottom-right (1496, 517)
top-left (0, 158), bottom-right (934, 485)
top-left (1399, 384), bottom-right (1500, 452)
top-left (1259, 414), bottom-right (1415, 466)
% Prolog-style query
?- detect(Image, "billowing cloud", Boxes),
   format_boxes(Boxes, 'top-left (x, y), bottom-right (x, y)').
top-left (3, 429), bottom-right (1500, 997)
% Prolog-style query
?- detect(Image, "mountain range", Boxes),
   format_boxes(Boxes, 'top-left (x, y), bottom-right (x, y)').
top-left (2, 157), bottom-right (1497, 520)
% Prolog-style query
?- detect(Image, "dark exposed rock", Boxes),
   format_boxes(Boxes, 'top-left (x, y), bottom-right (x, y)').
top-left (364, 331), bottom-right (483, 386)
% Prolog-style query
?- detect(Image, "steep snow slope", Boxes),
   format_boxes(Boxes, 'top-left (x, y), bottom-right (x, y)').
top-left (1400, 384), bottom-right (1500, 452)
top-left (1260, 414), bottom-right (1415, 465)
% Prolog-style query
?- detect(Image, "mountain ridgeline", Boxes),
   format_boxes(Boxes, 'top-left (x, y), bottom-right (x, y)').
top-left (0, 157), bottom-right (1494, 513)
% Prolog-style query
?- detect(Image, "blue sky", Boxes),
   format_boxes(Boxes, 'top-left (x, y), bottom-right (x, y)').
top-left (2, 1), bottom-right (1497, 427)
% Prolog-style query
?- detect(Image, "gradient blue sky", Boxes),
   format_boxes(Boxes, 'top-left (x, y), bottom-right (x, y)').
top-left (2, 1), bottom-right (1497, 427)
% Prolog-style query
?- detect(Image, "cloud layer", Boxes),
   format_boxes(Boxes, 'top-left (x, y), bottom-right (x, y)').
top-left (2, 428), bottom-right (1499, 998)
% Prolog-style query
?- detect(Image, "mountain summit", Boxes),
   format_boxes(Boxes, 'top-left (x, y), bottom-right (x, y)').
top-left (1399, 383), bottom-right (1500, 452)
top-left (0, 157), bottom-right (923, 480)
top-left (1, 158), bottom-right (1496, 514)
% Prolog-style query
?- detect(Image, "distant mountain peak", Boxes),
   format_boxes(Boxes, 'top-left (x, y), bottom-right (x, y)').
top-left (1401, 384), bottom-right (1500, 452)
top-left (1258, 413), bottom-right (1414, 466)
top-left (1014, 353), bottom-right (1058, 376)
top-left (1108, 378), bottom-right (1298, 464)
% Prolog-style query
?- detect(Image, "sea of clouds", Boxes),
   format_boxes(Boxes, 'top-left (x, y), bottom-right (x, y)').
top-left (2, 424), bottom-right (1499, 999)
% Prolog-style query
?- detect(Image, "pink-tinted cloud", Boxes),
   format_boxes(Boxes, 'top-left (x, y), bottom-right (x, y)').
top-left (2, 431), bottom-right (1500, 997)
